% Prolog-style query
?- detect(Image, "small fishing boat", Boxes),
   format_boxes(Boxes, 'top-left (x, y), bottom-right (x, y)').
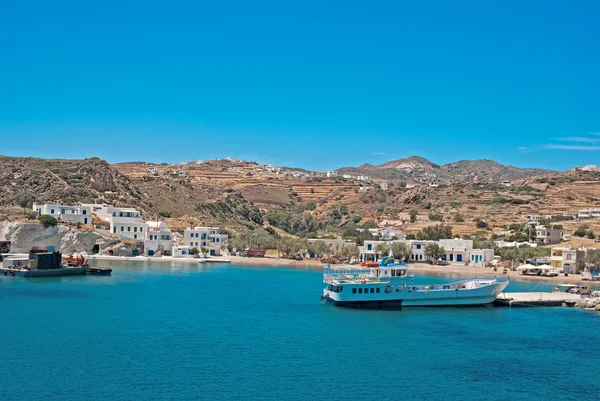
top-left (85, 266), bottom-right (112, 275)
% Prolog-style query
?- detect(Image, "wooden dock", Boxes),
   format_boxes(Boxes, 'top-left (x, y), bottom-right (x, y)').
top-left (495, 292), bottom-right (582, 307)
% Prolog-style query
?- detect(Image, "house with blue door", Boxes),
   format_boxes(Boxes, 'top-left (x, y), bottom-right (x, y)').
top-left (144, 221), bottom-right (173, 256)
top-left (184, 226), bottom-right (229, 256)
top-left (469, 249), bottom-right (495, 266)
top-left (438, 239), bottom-right (473, 264)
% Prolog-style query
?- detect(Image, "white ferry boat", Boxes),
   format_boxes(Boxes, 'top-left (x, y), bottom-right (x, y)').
top-left (321, 254), bottom-right (509, 309)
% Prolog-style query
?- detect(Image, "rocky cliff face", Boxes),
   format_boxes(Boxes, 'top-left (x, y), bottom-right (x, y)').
top-left (0, 221), bottom-right (113, 254)
top-left (0, 156), bottom-right (143, 209)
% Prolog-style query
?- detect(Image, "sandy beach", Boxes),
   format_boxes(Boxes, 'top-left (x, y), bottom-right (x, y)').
top-left (86, 254), bottom-right (600, 286)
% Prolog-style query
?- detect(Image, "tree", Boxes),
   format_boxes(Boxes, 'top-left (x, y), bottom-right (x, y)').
top-left (278, 237), bottom-right (303, 258)
top-left (454, 213), bottom-right (464, 223)
top-left (574, 227), bottom-right (587, 237)
top-left (417, 225), bottom-right (453, 241)
top-left (37, 214), bottom-right (58, 228)
top-left (200, 247), bottom-right (209, 257)
top-left (587, 231), bottom-right (596, 240)
top-left (341, 244), bottom-right (359, 262)
top-left (409, 209), bottom-right (419, 223)
top-left (190, 247), bottom-right (199, 256)
top-left (517, 244), bottom-right (536, 262)
top-left (14, 191), bottom-right (35, 214)
top-left (392, 242), bottom-right (411, 261)
top-left (375, 243), bottom-right (390, 257)
top-left (585, 249), bottom-right (600, 271)
top-left (232, 228), bottom-right (277, 251)
top-left (307, 240), bottom-right (329, 258)
top-left (424, 243), bottom-right (445, 264)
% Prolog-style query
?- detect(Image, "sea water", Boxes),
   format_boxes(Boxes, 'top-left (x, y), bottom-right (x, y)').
top-left (1, 262), bottom-right (599, 401)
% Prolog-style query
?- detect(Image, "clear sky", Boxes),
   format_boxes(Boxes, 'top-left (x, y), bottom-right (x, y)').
top-left (1, 0), bottom-right (599, 171)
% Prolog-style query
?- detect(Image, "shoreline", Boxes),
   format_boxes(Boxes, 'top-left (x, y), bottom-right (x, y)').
top-left (87, 254), bottom-right (600, 286)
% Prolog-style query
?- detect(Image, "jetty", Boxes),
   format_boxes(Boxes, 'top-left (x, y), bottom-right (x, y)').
top-left (495, 292), bottom-right (582, 307)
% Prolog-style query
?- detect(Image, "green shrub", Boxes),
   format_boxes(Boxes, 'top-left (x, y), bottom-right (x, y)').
top-left (450, 201), bottom-right (461, 208)
top-left (159, 211), bottom-right (171, 218)
top-left (37, 214), bottom-right (58, 228)
top-left (428, 212), bottom-right (444, 222)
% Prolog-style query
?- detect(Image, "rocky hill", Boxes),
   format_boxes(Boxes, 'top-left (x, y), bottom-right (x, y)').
top-left (336, 156), bottom-right (553, 184)
top-left (3, 155), bottom-right (600, 242)
top-left (0, 156), bottom-right (143, 207)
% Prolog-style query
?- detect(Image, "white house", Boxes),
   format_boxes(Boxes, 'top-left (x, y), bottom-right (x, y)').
top-left (171, 245), bottom-right (192, 258)
top-left (409, 240), bottom-right (435, 262)
top-left (368, 228), bottom-right (380, 237)
top-left (184, 227), bottom-right (229, 256)
top-left (32, 203), bottom-right (92, 225)
top-left (178, 171), bottom-right (188, 178)
top-left (144, 221), bottom-right (173, 256)
top-left (380, 228), bottom-right (404, 241)
top-left (326, 170), bottom-right (339, 178)
top-left (438, 239), bottom-right (473, 264)
top-left (379, 182), bottom-right (390, 190)
top-left (94, 206), bottom-right (145, 240)
top-left (147, 167), bottom-right (158, 174)
top-left (469, 249), bottom-right (495, 266)
top-left (578, 208), bottom-right (600, 219)
top-left (501, 181), bottom-right (513, 187)
top-left (526, 215), bottom-right (542, 224)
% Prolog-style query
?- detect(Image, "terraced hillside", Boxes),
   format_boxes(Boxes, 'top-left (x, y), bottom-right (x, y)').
top-left (4, 155), bottom-right (600, 240)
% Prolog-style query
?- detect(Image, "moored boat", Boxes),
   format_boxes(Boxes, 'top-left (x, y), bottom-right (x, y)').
top-left (322, 249), bottom-right (509, 309)
top-left (85, 266), bottom-right (112, 275)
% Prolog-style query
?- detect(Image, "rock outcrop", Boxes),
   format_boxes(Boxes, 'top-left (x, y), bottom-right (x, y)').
top-left (0, 221), bottom-right (114, 254)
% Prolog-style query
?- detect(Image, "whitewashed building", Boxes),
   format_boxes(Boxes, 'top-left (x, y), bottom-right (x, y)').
top-left (94, 206), bottom-right (145, 240)
top-left (171, 245), bottom-right (192, 258)
top-left (32, 203), bottom-right (92, 225)
top-left (184, 227), bottom-right (229, 256)
top-left (147, 167), bottom-right (158, 174)
top-left (526, 215), bottom-right (542, 224)
top-left (326, 170), bottom-right (338, 178)
top-left (409, 240), bottom-right (435, 262)
top-left (469, 249), bottom-right (495, 266)
top-left (438, 239), bottom-right (473, 264)
top-left (144, 221), bottom-right (173, 256)
top-left (578, 208), bottom-right (600, 219)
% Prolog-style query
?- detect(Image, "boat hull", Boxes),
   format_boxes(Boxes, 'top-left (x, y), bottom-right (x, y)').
top-left (1, 267), bottom-right (86, 277)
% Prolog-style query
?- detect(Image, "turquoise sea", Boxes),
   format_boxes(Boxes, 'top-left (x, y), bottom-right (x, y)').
top-left (1, 262), bottom-right (599, 401)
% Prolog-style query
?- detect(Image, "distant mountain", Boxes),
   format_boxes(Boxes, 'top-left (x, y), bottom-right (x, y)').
top-left (336, 156), bottom-right (555, 184)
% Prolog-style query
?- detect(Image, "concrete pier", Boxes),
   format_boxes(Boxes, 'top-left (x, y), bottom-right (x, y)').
top-left (495, 292), bottom-right (582, 307)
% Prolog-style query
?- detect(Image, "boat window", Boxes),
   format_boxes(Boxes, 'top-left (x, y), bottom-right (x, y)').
top-left (391, 269), bottom-right (396, 277)
top-left (376, 288), bottom-right (380, 293)
top-left (370, 288), bottom-right (374, 294)
top-left (352, 288), bottom-right (356, 294)
top-left (358, 288), bottom-right (363, 294)
top-left (396, 286), bottom-right (404, 292)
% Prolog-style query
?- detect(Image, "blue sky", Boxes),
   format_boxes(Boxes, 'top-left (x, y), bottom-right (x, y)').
top-left (1, 0), bottom-right (599, 171)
